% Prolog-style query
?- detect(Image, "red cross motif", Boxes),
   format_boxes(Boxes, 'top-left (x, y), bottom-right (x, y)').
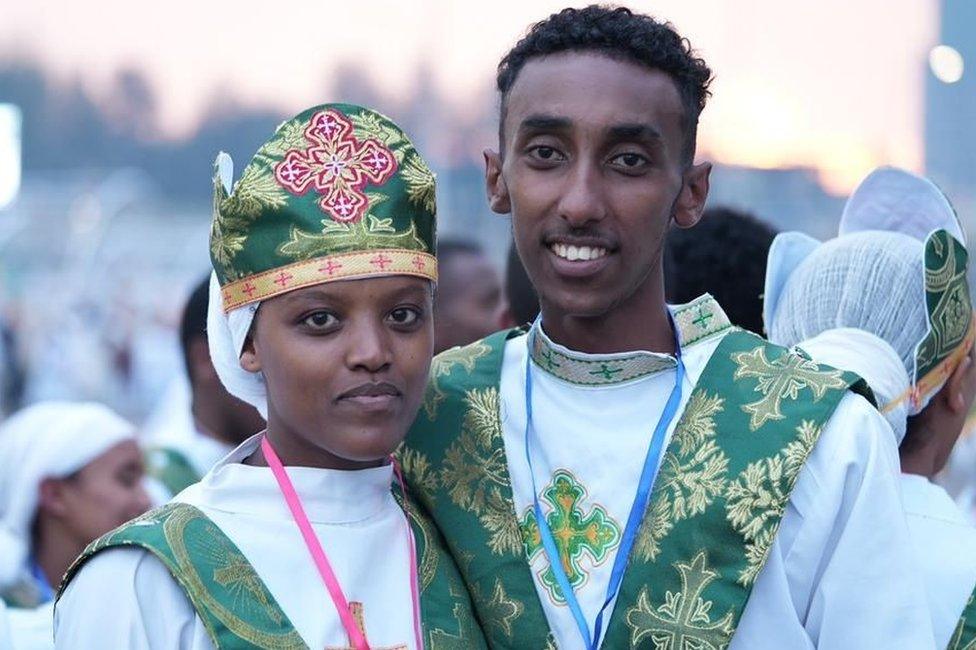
top-left (412, 255), bottom-right (426, 271)
top-left (319, 259), bottom-right (343, 276)
top-left (274, 271), bottom-right (293, 287)
top-left (370, 254), bottom-right (393, 271)
top-left (242, 282), bottom-right (257, 298)
top-left (273, 109), bottom-right (398, 223)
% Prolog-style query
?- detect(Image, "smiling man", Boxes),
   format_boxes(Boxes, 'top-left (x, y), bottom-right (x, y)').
top-left (402, 5), bottom-right (933, 649)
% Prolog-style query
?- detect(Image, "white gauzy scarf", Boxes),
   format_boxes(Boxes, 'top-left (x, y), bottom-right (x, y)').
top-left (206, 272), bottom-right (267, 419)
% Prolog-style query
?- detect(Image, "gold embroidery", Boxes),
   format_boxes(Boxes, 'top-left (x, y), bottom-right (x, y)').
top-left (725, 420), bottom-right (822, 585)
top-left (473, 578), bottom-right (523, 638)
top-left (428, 603), bottom-right (483, 649)
top-left (163, 506), bottom-right (306, 648)
top-left (398, 447), bottom-right (440, 498)
top-left (733, 346), bottom-right (848, 431)
top-left (349, 111), bottom-right (410, 164)
top-left (634, 391), bottom-right (729, 562)
top-left (625, 552), bottom-right (734, 650)
top-left (950, 593), bottom-right (976, 650)
top-left (278, 213), bottom-right (428, 261)
top-left (423, 340), bottom-right (491, 420)
top-left (402, 152), bottom-right (436, 213)
top-left (439, 387), bottom-right (522, 556)
top-left (325, 602), bottom-right (407, 650)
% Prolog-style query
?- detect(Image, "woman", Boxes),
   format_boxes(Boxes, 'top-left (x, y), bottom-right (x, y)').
top-left (764, 166), bottom-right (976, 648)
top-left (55, 104), bottom-right (486, 649)
top-left (0, 401), bottom-right (149, 648)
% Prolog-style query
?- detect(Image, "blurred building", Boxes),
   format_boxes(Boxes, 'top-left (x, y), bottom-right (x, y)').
top-left (925, 0), bottom-right (976, 212)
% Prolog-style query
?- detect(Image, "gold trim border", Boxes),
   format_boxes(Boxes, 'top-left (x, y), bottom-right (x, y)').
top-left (221, 249), bottom-right (437, 312)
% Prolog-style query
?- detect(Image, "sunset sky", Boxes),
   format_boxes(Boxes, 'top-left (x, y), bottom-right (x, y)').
top-left (1, 0), bottom-right (941, 194)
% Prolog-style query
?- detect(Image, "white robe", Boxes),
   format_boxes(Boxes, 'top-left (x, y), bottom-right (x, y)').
top-left (902, 473), bottom-right (976, 648)
top-left (501, 323), bottom-right (934, 649)
top-left (55, 435), bottom-right (421, 649)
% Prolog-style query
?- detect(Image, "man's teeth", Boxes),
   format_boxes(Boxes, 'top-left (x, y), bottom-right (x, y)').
top-left (550, 243), bottom-right (608, 261)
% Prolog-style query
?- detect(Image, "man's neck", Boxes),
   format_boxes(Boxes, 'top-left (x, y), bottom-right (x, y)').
top-left (538, 282), bottom-right (675, 355)
top-left (191, 400), bottom-right (237, 447)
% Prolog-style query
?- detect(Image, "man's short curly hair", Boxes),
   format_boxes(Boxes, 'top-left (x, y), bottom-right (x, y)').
top-left (496, 5), bottom-right (713, 162)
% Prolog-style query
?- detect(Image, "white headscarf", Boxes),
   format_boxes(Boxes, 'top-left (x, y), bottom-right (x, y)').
top-left (797, 329), bottom-right (912, 443)
top-left (0, 401), bottom-right (135, 589)
top-left (206, 272), bottom-right (267, 419)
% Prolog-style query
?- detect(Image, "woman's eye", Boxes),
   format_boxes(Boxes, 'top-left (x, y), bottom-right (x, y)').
top-left (387, 307), bottom-right (420, 326)
top-left (302, 312), bottom-right (338, 329)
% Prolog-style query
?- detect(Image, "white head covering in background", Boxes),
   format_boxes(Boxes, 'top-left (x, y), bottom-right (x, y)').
top-left (206, 272), bottom-right (266, 419)
top-left (0, 401), bottom-right (135, 591)
top-left (765, 166), bottom-right (968, 443)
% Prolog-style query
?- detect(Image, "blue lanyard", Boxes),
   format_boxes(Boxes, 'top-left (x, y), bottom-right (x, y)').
top-left (523, 321), bottom-right (685, 650)
top-left (29, 557), bottom-right (54, 604)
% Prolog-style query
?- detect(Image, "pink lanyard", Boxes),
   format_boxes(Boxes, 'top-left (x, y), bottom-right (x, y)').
top-left (261, 436), bottom-right (424, 650)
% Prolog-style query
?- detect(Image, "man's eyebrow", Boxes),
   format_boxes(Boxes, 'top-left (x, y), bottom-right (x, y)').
top-left (518, 114), bottom-right (572, 132)
top-left (607, 123), bottom-right (663, 142)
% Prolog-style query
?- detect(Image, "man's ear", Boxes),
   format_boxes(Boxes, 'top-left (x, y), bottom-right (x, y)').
top-left (673, 161), bottom-right (711, 229)
top-left (37, 478), bottom-right (70, 518)
top-left (484, 149), bottom-right (511, 215)
top-left (946, 352), bottom-right (975, 413)
top-left (240, 333), bottom-right (262, 374)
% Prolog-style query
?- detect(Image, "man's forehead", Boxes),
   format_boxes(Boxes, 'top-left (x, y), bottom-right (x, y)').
top-left (503, 52), bottom-right (684, 138)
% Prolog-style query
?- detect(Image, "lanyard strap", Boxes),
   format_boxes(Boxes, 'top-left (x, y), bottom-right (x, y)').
top-left (262, 436), bottom-right (424, 650)
top-left (523, 322), bottom-right (685, 650)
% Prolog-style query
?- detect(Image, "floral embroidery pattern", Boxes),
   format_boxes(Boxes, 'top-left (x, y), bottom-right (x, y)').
top-left (440, 388), bottom-right (523, 555)
top-left (725, 420), bottom-right (820, 586)
top-left (423, 341), bottom-right (491, 420)
top-left (635, 390), bottom-right (729, 562)
top-left (274, 109), bottom-right (397, 223)
top-left (625, 552), bottom-right (734, 649)
top-left (520, 469), bottom-right (621, 604)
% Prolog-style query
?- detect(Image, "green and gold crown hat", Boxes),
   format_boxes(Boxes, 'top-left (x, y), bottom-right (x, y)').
top-left (209, 103), bottom-right (437, 312)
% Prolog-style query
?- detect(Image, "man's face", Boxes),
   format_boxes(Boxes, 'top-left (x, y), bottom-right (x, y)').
top-left (434, 251), bottom-right (503, 353)
top-left (486, 52), bottom-right (708, 320)
top-left (245, 276), bottom-right (434, 467)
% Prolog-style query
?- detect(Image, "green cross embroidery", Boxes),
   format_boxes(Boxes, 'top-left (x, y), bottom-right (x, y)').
top-left (625, 551), bottom-right (734, 649)
top-left (732, 346), bottom-right (848, 430)
top-left (692, 306), bottom-right (714, 330)
top-left (589, 363), bottom-right (623, 381)
top-left (539, 347), bottom-right (561, 371)
top-left (520, 469), bottom-right (621, 604)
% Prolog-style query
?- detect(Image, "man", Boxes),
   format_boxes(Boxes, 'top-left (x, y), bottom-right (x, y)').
top-left (434, 240), bottom-right (504, 354)
top-left (766, 166), bottom-right (976, 648)
top-left (145, 277), bottom-right (265, 496)
top-left (401, 6), bottom-right (931, 648)
top-left (665, 206), bottom-right (777, 335)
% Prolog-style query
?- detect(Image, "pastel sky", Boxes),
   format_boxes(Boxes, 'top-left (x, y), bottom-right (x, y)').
top-left (1, 0), bottom-right (940, 193)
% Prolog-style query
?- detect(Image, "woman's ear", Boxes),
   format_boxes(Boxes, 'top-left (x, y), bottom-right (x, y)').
top-left (485, 149), bottom-right (512, 215)
top-left (37, 478), bottom-right (70, 518)
top-left (240, 334), bottom-right (262, 374)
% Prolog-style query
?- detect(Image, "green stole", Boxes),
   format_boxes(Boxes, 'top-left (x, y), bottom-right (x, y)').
top-left (400, 327), bottom-right (868, 649)
top-left (58, 496), bottom-right (487, 649)
top-left (951, 594), bottom-right (976, 649)
top-left (145, 447), bottom-right (202, 496)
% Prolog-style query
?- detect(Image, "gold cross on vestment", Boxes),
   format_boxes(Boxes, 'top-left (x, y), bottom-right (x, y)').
top-left (325, 602), bottom-right (407, 650)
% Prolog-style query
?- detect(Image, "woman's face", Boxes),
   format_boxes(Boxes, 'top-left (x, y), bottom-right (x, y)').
top-left (243, 275), bottom-right (434, 469)
top-left (48, 439), bottom-right (151, 544)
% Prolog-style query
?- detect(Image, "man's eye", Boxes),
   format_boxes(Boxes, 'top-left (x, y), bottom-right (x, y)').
top-left (611, 152), bottom-right (648, 168)
top-left (303, 312), bottom-right (338, 329)
top-left (387, 307), bottom-right (420, 326)
top-left (529, 146), bottom-right (564, 162)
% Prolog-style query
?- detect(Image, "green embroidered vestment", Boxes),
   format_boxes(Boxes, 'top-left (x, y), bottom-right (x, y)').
top-left (401, 327), bottom-right (868, 649)
top-left (59, 499), bottom-right (487, 649)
